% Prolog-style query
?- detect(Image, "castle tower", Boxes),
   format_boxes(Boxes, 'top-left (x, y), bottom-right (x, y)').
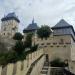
top-left (1, 12), bottom-right (20, 38)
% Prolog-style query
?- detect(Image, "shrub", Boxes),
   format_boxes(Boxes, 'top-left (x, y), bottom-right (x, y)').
top-left (50, 58), bottom-right (66, 67)
top-left (13, 32), bottom-right (23, 40)
top-left (13, 41), bottom-right (25, 54)
top-left (24, 33), bottom-right (33, 48)
top-left (37, 25), bottom-right (52, 39)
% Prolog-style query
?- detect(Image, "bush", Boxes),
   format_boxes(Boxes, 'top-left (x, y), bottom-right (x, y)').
top-left (0, 51), bottom-right (17, 65)
top-left (0, 51), bottom-right (26, 66)
top-left (37, 25), bottom-right (52, 39)
top-left (50, 58), bottom-right (66, 67)
top-left (0, 32), bottom-right (38, 66)
top-left (0, 45), bottom-right (38, 66)
top-left (13, 32), bottom-right (23, 40)
top-left (31, 44), bottom-right (38, 52)
top-left (13, 41), bottom-right (25, 54)
top-left (24, 33), bottom-right (33, 48)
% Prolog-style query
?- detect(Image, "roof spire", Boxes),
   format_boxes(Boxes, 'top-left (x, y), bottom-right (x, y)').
top-left (32, 17), bottom-right (34, 24)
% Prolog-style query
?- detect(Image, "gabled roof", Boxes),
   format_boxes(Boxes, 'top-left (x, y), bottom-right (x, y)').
top-left (52, 19), bottom-right (72, 28)
top-left (1, 12), bottom-right (20, 23)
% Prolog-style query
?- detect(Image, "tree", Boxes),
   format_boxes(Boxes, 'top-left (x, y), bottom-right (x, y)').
top-left (24, 33), bottom-right (33, 48)
top-left (37, 25), bottom-right (52, 39)
top-left (13, 41), bottom-right (25, 54)
top-left (13, 32), bottom-right (23, 40)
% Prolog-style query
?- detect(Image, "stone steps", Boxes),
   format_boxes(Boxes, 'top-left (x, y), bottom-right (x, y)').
top-left (40, 61), bottom-right (49, 75)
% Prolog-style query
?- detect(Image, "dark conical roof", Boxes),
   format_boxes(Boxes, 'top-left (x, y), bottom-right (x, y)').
top-left (6, 12), bottom-right (16, 17)
top-left (1, 12), bottom-right (20, 22)
top-left (23, 19), bottom-right (39, 33)
top-left (52, 19), bottom-right (72, 28)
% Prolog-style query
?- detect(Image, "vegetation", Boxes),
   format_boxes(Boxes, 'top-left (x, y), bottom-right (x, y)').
top-left (50, 58), bottom-right (68, 67)
top-left (0, 32), bottom-right (38, 66)
top-left (24, 32), bottom-right (33, 48)
top-left (13, 32), bottom-right (23, 40)
top-left (0, 51), bottom-right (17, 65)
top-left (13, 41), bottom-right (25, 54)
top-left (0, 45), bottom-right (38, 66)
top-left (37, 25), bottom-right (52, 39)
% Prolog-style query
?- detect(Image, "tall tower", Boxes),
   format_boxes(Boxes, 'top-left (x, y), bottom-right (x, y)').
top-left (1, 12), bottom-right (20, 38)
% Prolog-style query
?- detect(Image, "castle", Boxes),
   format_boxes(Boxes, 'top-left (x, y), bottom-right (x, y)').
top-left (0, 12), bottom-right (75, 74)
top-left (23, 16), bottom-right (75, 74)
top-left (1, 12), bottom-right (20, 38)
top-left (0, 12), bottom-right (20, 51)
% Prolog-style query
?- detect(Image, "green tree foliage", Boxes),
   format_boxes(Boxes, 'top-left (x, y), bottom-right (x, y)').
top-left (13, 32), bottom-right (23, 40)
top-left (50, 58), bottom-right (67, 67)
top-left (31, 44), bottom-right (38, 52)
top-left (13, 41), bottom-right (25, 54)
top-left (0, 51), bottom-right (17, 65)
top-left (37, 25), bottom-right (52, 39)
top-left (0, 32), bottom-right (39, 66)
top-left (24, 33), bottom-right (33, 48)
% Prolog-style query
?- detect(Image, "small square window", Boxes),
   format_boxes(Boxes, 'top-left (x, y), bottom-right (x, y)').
top-left (57, 45), bottom-right (59, 47)
top-left (41, 43), bottom-right (44, 45)
top-left (53, 43), bottom-right (57, 45)
top-left (4, 33), bottom-right (5, 35)
top-left (47, 43), bottom-right (50, 45)
top-left (44, 46), bottom-right (47, 47)
top-left (50, 45), bottom-right (53, 47)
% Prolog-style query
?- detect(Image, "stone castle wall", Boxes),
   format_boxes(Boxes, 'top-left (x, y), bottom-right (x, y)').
top-left (0, 49), bottom-right (45, 75)
top-left (34, 35), bottom-right (72, 61)
top-left (1, 20), bottom-right (18, 38)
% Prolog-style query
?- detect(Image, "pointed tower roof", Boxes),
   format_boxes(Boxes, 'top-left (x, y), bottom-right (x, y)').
top-left (52, 19), bottom-right (72, 29)
top-left (32, 18), bottom-right (34, 24)
top-left (52, 19), bottom-right (75, 41)
top-left (23, 19), bottom-right (39, 33)
top-left (1, 12), bottom-right (20, 23)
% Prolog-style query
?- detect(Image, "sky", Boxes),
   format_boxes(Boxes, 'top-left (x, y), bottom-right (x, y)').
top-left (0, 0), bottom-right (75, 32)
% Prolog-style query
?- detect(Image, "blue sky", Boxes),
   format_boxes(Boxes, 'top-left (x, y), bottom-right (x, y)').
top-left (0, 0), bottom-right (75, 32)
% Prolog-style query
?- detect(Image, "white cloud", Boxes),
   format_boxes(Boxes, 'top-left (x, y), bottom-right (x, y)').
top-left (0, 0), bottom-right (75, 32)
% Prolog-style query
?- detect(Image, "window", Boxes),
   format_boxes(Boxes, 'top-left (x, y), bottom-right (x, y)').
top-left (47, 43), bottom-right (50, 45)
top-left (4, 33), bottom-right (5, 35)
top-left (63, 45), bottom-right (66, 47)
top-left (41, 43), bottom-right (44, 45)
top-left (12, 26), bottom-right (17, 30)
top-left (53, 43), bottom-right (57, 45)
top-left (57, 45), bottom-right (59, 47)
top-left (44, 46), bottom-right (47, 47)
top-left (50, 45), bottom-right (53, 47)
top-left (66, 42), bottom-right (71, 44)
